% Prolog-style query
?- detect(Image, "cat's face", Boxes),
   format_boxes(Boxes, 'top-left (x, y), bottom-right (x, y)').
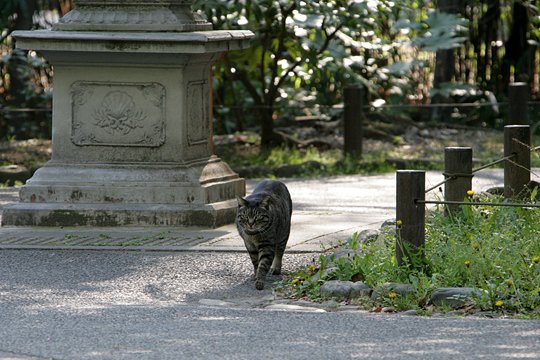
top-left (236, 197), bottom-right (271, 234)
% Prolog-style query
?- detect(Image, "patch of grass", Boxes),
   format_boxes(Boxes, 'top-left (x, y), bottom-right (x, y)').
top-left (0, 180), bottom-right (23, 188)
top-left (217, 130), bottom-right (540, 178)
top-left (278, 192), bottom-right (540, 318)
top-left (219, 144), bottom-right (396, 177)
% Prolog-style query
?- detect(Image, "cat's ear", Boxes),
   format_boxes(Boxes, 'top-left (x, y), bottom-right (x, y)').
top-left (260, 196), bottom-right (271, 210)
top-left (237, 196), bottom-right (248, 208)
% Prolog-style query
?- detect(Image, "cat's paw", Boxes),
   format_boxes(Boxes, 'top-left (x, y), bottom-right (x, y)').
top-left (255, 279), bottom-right (265, 290)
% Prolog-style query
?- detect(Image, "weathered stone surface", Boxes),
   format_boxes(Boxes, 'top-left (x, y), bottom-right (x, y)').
top-left (54, 0), bottom-right (213, 32)
top-left (4, 2), bottom-right (254, 227)
top-left (380, 219), bottom-right (396, 228)
top-left (371, 283), bottom-right (414, 301)
top-left (429, 287), bottom-right (481, 309)
top-left (349, 282), bottom-right (372, 298)
top-left (358, 229), bottom-right (379, 243)
top-left (319, 280), bottom-right (353, 299)
top-left (198, 299), bottom-right (236, 307)
top-left (265, 304), bottom-right (326, 313)
top-left (319, 280), bottom-right (372, 299)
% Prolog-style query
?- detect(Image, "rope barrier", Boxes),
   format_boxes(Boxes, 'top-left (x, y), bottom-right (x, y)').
top-left (0, 108), bottom-right (52, 113)
top-left (424, 154), bottom-right (516, 194)
top-left (416, 199), bottom-right (540, 208)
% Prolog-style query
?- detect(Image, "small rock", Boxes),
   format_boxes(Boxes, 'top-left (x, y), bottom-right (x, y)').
top-left (349, 282), bottom-right (372, 298)
top-left (198, 299), bottom-right (236, 307)
top-left (371, 283), bottom-right (414, 301)
top-left (429, 287), bottom-right (480, 309)
top-left (380, 219), bottom-right (396, 228)
top-left (382, 306), bottom-right (396, 313)
top-left (319, 280), bottom-right (354, 299)
top-left (358, 229), bottom-right (379, 243)
top-left (265, 304), bottom-right (326, 313)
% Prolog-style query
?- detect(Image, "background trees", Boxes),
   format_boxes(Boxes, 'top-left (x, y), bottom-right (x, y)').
top-left (1, 0), bottom-right (539, 142)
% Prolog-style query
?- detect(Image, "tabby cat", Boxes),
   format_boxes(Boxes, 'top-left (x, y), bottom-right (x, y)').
top-left (236, 180), bottom-right (293, 290)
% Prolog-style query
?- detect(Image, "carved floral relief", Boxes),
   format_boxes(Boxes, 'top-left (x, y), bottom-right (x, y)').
top-left (71, 81), bottom-right (166, 147)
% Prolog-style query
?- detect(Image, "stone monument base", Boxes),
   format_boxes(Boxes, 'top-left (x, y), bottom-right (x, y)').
top-left (5, 0), bottom-right (253, 228)
top-left (1, 156), bottom-right (244, 227)
top-left (1, 201), bottom-right (238, 227)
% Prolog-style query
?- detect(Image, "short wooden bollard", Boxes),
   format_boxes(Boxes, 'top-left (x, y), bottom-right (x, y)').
top-left (508, 82), bottom-right (529, 125)
top-left (444, 147), bottom-right (473, 215)
top-left (396, 170), bottom-right (425, 267)
top-left (343, 86), bottom-right (364, 158)
top-left (504, 125), bottom-right (530, 198)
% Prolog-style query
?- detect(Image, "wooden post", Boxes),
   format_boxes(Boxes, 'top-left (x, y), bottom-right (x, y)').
top-left (444, 147), bottom-right (473, 215)
top-left (343, 86), bottom-right (364, 158)
top-left (508, 82), bottom-right (529, 125)
top-left (396, 170), bottom-right (425, 267)
top-left (504, 125), bottom-right (530, 198)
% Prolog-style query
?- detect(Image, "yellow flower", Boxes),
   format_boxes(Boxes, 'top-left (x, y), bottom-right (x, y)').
top-left (387, 292), bottom-right (398, 300)
top-left (467, 190), bottom-right (475, 197)
top-left (505, 279), bottom-right (513, 286)
top-left (307, 264), bottom-right (316, 273)
top-left (495, 300), bottom-right (504, 307)
top-left (291, 278), bottom-right (300, 285)
top-left (396, 220), bottom-right (403, 227)
top-left (472, 243), bottom-right (480, 251)
top-left (532, 256), bottom-right (540, 264)
top-left (464, 260), bottom-right (472, 267)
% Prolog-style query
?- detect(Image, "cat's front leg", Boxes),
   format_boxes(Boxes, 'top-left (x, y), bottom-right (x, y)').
top-left (255, 246), bottom-right (275, 290)
top-left (270, 243), bottom-right (287, 275)
top-left (243, 240), bottom-right (259, 279)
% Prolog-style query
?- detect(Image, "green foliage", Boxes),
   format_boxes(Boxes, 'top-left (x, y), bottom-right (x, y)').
top-left (282, 193), bottom-right (540, 317)
top-left (0, 0), bottom-right (56, 140)
top-left (425, 193), bottom-right (540, 313)
top-left (195, 0), bottom-right (472, 140)
top-left (218, 141), bottom-right (395, 178)
top-left (0, 0), bottom-right (18, 29)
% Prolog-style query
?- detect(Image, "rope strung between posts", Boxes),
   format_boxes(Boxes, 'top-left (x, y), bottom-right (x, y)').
top-left (424, 154), bottom-right (516, 194)
top-left (416, 199), bottom-right (540, 208)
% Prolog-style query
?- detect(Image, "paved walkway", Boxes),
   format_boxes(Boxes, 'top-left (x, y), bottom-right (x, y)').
top-left (0, 169), bottom-right (512, 251)
top-left (1, 170), bottom-right (540, 360)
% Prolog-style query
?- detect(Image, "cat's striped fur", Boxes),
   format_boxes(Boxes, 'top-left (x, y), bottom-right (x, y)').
top-left (236, 180), bottom-right (292, 290)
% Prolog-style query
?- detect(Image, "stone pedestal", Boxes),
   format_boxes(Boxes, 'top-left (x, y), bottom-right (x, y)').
top-left (2, 1), bottom-right (253, 227)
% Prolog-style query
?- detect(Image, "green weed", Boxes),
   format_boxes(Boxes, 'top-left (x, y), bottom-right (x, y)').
top-left (281, 193), bottom-right (540, 318)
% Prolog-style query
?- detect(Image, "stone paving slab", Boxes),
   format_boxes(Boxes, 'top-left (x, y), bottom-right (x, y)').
top-left (0, 211), bottom-right (374, 252)
top-left (0, 169), bottom-right (528, 252)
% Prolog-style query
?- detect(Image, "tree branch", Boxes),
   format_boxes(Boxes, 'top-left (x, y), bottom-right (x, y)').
top-left (273, 21), bottom-right (345, 93)
top-left (266, 3), bottom-right (297, 105)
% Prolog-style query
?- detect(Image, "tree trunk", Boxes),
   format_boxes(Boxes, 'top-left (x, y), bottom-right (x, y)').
top-left (14, 0), bottom-right (37, 31)
top-left (504, 1), bottom-right (532, 84)
top-left (433, 0), bottom-right (460, 87)
top-left (259, 106), bottom-right (275, 149)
